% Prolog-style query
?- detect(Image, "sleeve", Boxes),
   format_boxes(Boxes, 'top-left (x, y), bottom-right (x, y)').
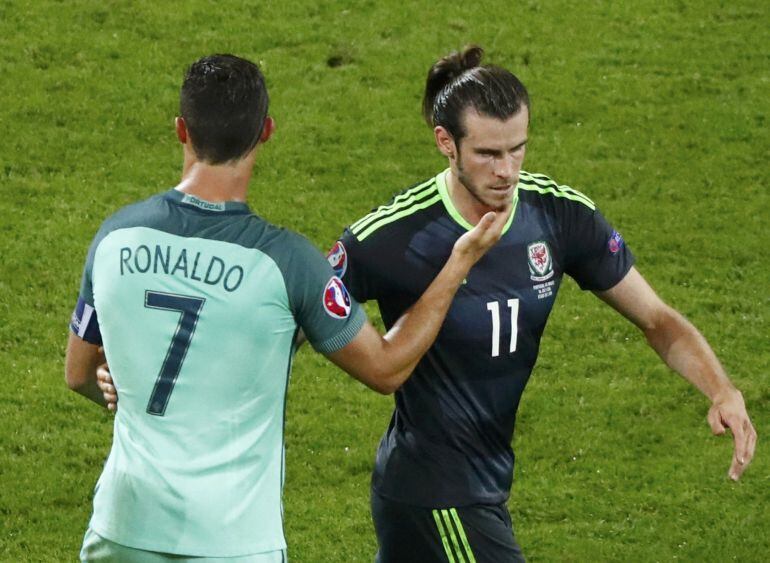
top-left (563, 204), bottom-right (635, 291)
top-left (69, 233), bottom-right (103, 345)
top-left (282, 234), bottom-right (366, 354)
top-left (326, 228), bottom-right (378, 304)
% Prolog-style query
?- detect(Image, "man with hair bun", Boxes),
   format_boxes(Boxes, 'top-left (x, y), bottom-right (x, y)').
top-left (332, 46), bottom-right (756, 562)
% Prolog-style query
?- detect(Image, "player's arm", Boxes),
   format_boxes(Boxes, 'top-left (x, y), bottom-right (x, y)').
top-left (327, 208), bottom-right (508, 394)
top-left (595, 266), bottom-right (757, 480)
top-left (65, 333), bottom-right (108, 408)
top-left (96, 211), bottom-right (508, 405)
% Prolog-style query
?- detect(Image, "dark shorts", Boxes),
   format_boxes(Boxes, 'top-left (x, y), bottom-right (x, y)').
top-left (371, 490), bottom-right (525, 563)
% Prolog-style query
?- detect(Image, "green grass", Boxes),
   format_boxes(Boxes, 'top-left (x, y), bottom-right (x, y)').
top-left (1, 0), bottom-right (768, 560)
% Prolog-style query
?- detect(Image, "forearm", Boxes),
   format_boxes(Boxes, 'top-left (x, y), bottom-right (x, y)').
top-left (379, 252), bottom-right (470, 382)
top-left (598, 267), bottom-right (755, 478)
top-left (329, 251), bottom-right (477, 393)
top-left (644, 307), bottom-right (735, 401)
top-left (65, 332), bottom-right (108, 407)
top-left (69, 375), bottom-right (109, 407)
top-left (329, 208), bottom-right (506, 393)
top-left (646, 306), bottom-right (755, 479)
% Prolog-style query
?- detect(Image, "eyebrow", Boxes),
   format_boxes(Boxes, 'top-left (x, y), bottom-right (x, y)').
top-left (474, 139), bottom-right (528, 154)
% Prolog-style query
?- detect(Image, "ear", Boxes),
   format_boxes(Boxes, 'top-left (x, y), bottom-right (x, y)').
top-left (434, 126), bottom-right (457, 161)
top-left (259, 116), bottom-right (275, 144)
top-left (175, 117), bottom-right (188, 144)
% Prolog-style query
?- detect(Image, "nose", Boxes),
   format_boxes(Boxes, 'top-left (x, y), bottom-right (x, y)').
top-left (494, 156), bottom-right (516, 180)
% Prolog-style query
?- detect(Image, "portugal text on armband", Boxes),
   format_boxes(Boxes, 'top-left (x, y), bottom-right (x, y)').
top-left (119, 245), bottom-right (245, 292)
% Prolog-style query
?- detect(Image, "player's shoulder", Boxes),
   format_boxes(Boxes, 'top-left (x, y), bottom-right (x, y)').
top-left (344, 174), bottom-right (442, 245)
top-left (86, 191), bottom-right (171, 253)
top-left (255, 221), bottom-right (328, 270)
top-left (99, 191), bottom-right (169, 232)
top-left (517, 170), bottom-right (596, 213)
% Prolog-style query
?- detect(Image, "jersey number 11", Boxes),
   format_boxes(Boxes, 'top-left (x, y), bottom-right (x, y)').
top-left (486, 299), bottom-right (519, 357)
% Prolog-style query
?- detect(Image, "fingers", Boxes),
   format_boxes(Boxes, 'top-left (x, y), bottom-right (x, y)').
top-left (96, 363), bottom-right (118, 411)
top-left (96, 364), bottom-right (113, 382)
top-left (726, 415), bottom-right (746, 481)
top-left (476, 207), bottom-right (509, 244)
top-left (99, 384), bottom-right (118, 404)
top-left (730, 419), bottom-right (757, 481)
top-left (724, 414), bottom-right (757, 481)
top-left (707, 404), bottom-right (726, 435)
top-left (478, 211), bottom-right (497, 229)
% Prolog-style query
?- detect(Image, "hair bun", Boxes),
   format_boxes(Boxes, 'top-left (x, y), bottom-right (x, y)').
top-left (459, 45), bottom-right (484, 70)
top-left (434, 45), bottom-right (484, 83)
top-left (423, 45), bottom-right (485, 125)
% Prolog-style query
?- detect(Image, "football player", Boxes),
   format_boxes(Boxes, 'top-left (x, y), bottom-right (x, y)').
top-left (66, 54), bottom-right (507, 562)
top-left (332, 46), bottom-right (756, 562)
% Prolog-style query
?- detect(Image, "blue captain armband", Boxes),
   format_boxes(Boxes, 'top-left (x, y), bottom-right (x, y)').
top-left (70, 297), bottom-right (103, 345)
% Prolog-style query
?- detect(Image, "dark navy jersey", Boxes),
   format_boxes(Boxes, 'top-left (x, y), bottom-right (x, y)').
top-left (332, 169), bottom-right (635, 507)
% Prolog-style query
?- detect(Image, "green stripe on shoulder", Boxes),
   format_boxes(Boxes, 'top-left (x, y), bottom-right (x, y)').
top-left (350, 177), bottom-right (437, 234)
top-left (518, 171), bottom-right (595, 210)
top-left (356, 191), bottom-right (441, 241)
top-left (351, 180), bottom-right (440, 241)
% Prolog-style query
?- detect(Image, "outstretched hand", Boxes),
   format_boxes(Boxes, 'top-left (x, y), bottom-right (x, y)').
top-left (452, 205), bottom-right (511, 264)
top-left (96, 364), bottom-right (118, 413)
top-left (707, 389), bottom-right (756, 480)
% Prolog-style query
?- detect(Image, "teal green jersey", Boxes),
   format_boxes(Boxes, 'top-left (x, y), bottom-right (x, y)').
top-left (71, 189), bottom-right (365, 556)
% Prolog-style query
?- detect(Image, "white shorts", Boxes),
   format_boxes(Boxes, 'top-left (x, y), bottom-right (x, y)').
top-left (80, 527), bottom-right (287, 563)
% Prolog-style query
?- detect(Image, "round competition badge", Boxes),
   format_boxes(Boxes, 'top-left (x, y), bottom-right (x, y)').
top-left (323, 276), bottom-right (352, 319)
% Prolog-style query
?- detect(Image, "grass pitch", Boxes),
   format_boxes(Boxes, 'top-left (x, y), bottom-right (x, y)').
top-left (1, 1), bottom-right (768, 561)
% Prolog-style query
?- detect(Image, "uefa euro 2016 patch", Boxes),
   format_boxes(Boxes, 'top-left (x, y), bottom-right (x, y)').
top-left (608, 230), bottom-right (624, 254)
top-left (326, 241), bottom-right (347, 277)
top-left (323, 276), bottom-right (352, 319)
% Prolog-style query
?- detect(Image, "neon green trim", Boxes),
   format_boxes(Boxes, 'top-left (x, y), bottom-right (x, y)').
top-left (518, 171), bottom-right (595, 209)
top-left (436, 169), bottom-right (517, 234)
top-left (520, 170), bottom-right (595, 205)
top-left (436, 170), bottom-right (474, 230)
top-left (450, 508), bottom-right (477, 563)
top-left (356, 193), bottom-right (442, 240)
top-left (350, 178), bottom-right (436, 234)
top-left (441, 509), bottom-right (467, 563)
top-left (517, 182), bottom-right (595, 209)
top-left (433, 510), bottom-right (457, 563)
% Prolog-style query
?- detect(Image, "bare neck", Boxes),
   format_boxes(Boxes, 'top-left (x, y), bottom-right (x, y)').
top-left (174, 148), bottom-right (256, 202)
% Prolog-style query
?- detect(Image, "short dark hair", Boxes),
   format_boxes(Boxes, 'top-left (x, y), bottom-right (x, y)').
top-left (180, 54), bottom-right (269, 164)
top-left (422, 46), bottom-right (529, 143)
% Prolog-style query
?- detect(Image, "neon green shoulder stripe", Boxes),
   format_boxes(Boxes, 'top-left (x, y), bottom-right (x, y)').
top-left (524, 171), bottom-right (596, 205)
top-left (350, 177), bottom-right (437, 235)
top-left (518, 170), bottom-right (595, 210)
top-left (356, 191), bottom-right (441, 240)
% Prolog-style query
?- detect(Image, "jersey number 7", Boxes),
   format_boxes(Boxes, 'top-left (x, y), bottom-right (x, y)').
top-left (144, 290), bottom-right (206, 416)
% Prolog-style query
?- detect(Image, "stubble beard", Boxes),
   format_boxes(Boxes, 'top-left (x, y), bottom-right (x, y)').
top-left (456, 154), bottom-right (513, 213)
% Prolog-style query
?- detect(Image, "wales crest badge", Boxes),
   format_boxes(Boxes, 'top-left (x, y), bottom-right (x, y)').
top-left (527, 241), bottom-right (554, 282)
